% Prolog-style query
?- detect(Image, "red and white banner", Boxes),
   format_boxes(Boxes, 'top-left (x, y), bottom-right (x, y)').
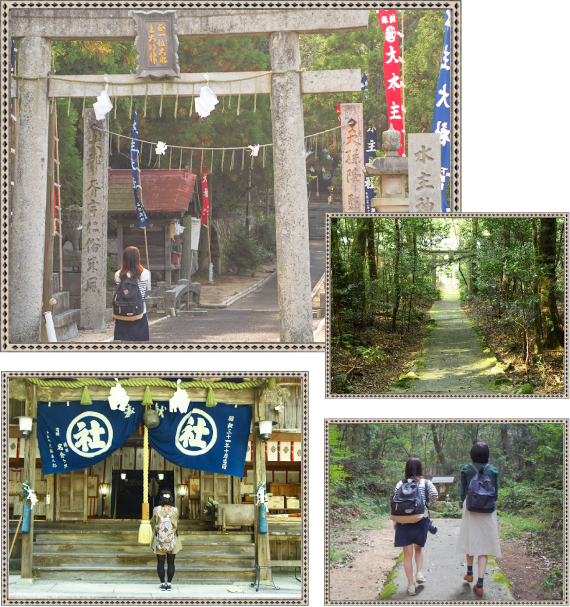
top-left (377, 10), bottom-right (405, 156)
top-left (200, 169), bottom-right (210, 226)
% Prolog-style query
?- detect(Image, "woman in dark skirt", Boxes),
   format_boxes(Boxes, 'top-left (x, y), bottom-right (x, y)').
top-left (114, 246), bottom-right (151, 342)
top-left (393, 458), bottom-right (438, 595)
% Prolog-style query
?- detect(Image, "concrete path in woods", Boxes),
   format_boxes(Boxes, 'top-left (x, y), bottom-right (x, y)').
top-left (383, 519), bottom-right (512, 601)
top-left (150, 240), bottom-right (325, 343)
top-left (392, 284), bottom-right (499, 395)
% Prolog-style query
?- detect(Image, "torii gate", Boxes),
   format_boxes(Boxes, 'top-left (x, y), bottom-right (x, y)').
top-left (8, 8), bottom-right (369, 344)
top-left (423, 249), bottom-right (475, 292)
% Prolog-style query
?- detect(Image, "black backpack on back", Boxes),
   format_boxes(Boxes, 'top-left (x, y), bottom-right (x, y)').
top-left (112, 275), bottom-right (144, 321)
top-left (390, 478), bottom-right (428, 524)
top-left (466, 463), bottom-right (497, 513)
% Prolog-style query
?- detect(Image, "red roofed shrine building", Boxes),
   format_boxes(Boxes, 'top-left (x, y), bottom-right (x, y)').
top-left (108, 168), bottom-right (197, 286)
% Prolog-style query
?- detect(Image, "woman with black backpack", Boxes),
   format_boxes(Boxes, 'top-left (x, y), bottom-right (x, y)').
top-left (150, 488), bottom-right (182, 591)
top-left (392, 458), bottom-right (438, 596)
top-left (113, 246), bottom-right (151, 342)
top-left (456, 442), bottom-right (500, 597)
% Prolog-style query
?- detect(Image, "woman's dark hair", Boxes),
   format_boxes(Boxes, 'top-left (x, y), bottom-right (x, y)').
top-left (119, 246), bottom-right (144, 281)
top-left (405, 457), bottom-right (423, 479)
top-left (470, 442), bottom-right (490, 464)
top-left (159, 488), bottom-right (174, 507)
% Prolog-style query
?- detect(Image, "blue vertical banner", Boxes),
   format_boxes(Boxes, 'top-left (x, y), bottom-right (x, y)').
top-left (10, 41), bottom-right (16, 224)
top-left (131, 111), bottom-right (153, 228)
top-left (361, 73), bottom-right (368, 93)
top-left (433, 10), bottom-right (451, 212)
top-left (364, 127), bottom-right (378, 213)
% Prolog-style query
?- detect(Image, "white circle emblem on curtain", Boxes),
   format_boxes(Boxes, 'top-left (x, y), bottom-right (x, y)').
top-left (175, 409), bottom-right (218, 456)
top-left (66, 412), bottom-right (114, 458)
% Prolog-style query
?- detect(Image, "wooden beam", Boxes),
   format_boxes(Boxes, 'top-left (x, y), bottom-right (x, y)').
top-left (11, 70), bottom-right (362, 99)
top-left (8, 380), bottom-right (255, 404)
top-left (10, 9), bottom-right (369, 41)
top-left (20, 381), bottom-right (38, 580)
top-left (252, 387), bottom-right (272, 582)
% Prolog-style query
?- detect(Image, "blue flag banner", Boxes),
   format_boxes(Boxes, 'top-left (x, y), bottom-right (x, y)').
top-left (432, 10), bottom-right (451, 212)
top-left (148, 402), bottom-right (252, 478)
top-left (37, 401), bottom-right (141, 475)
top-left (131, 111), bottom-right (153, 228)
top-left (364, 127), bottom-right (378, 213)
top-left (361, 73), bottom-right (368, 92)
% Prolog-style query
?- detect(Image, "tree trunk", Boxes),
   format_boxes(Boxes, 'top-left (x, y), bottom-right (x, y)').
top-left (391, 218), bottom-right (401, 330)
top-left (367, 219), bottom-right (378, 281)
top-left (531, 219), bottom-right (543, 357)
top-left (539, 219), bottom-right (564, 349)
top-left (430, 423), bottom-right (446, 469)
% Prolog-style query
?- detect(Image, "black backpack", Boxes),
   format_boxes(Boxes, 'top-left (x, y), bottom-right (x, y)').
top-left (466, 463), bottom-right (497, 513)
top-left (390, 478), bottom-right (429, 524)
top-left (112, 275), bottom-right (144, 321)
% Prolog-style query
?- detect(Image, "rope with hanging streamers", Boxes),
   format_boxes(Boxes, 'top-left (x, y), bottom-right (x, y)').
top-left (211, 149), bottom-right (214, 174)
top-left (179, 148), bottom-right (183, 170)
top-left (230, 149), bottom-right (235, 171)
top-left (241, 149), bottom-right (245, 171)
top-left (221, 148), bottom-right (225, 172)
top-left (25, 377), bottom-right (268, 390)
top-left (190, 150), bottom-right (193, 173)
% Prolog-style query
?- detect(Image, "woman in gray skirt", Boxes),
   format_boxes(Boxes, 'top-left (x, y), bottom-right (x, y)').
top-left (456, 442), bottom-right (500, 597)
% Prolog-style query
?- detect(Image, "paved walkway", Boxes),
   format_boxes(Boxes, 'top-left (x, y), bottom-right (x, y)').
top-left (150, 239), bottom-right (325, 343)
top-left (384, 519), bottom-right (512, 601)
top-left (394, 284), bottom-right (498, 394)
top-left (8, 573), bottom-right (302, 599)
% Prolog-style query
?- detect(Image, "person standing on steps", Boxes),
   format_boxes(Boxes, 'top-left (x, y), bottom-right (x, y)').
top-left (392, 458), bottom-right (438, 596)
top-left (150, 488), bottom-right (182, 591)
top-left (113, 246), bottom-right (151, 342)
top-left (456, 442), bottom-right (500, 597)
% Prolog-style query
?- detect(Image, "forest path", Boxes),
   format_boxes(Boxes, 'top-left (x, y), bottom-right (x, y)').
top-left (383, 518), bottom-right (513, 601)
top-left (393, 284), bottom-right (499, 394)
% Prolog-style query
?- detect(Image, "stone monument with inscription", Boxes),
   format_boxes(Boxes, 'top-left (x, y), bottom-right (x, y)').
top-left (340, 104), bottom-right (365, 212)
top-left (80, 109), bottom-right (109, 330)
top-left (408, 133), bottom-right (441, 213)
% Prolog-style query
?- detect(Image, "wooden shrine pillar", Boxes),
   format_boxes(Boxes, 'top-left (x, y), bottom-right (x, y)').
top-left (164, 223), bottom-right (172, 287)
top-left (20, 381), bottom-right (38, 582)
top-left (252, 388), bottom-right (272, 582)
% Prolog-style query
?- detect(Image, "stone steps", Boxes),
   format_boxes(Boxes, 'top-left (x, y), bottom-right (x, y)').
top-left (308, 201), bottom-right (342, 239)
top-left (32, 552), bottom-right (256, 569)
top-left (34, 540), bottom-right (255, 555)
top-left (28, 527), bottom-right (256, 583)
top-left (31, 565), bottom-right (256, 583)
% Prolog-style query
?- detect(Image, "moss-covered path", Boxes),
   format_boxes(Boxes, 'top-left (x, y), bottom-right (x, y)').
top-left (379, 518), bottom-right (513, 601)
top-left (391, 284), bottom-right (505, 395)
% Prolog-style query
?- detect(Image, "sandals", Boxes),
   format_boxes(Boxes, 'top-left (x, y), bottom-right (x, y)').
top-left (463, 574), bottom-right (474, 583)
top-left (407, 584), bottom-right (416, 596)
top-left (416, 572), bottom-right (427, 583)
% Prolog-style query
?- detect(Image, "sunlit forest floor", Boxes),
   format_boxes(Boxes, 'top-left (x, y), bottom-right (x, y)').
top-left (461, 298), bottom-right (565, 395)
top-left (330, 301), bottom-right (433, 394)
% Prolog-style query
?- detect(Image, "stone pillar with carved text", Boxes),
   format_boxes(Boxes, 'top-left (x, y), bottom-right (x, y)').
top-left (408, 134), bottom-right (441, 213)
top-left (9, 37), bottom-right (52, 343)
top-left (269, 31), bottom-right (313, 343)
top-left (80, 110), bottom-right (109, 329)
top-left (341, 104), bottom-right (365, 212)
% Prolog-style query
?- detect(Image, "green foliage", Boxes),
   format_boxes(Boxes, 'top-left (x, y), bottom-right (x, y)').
top-left (354, 345), bottom-right (386, 363)
top-left (222, 223), bottom-right (273, 273)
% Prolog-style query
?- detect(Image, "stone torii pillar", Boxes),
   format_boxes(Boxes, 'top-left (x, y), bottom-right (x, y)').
top-left (269, 32), bottom-right (313, 343)
top-left (9, 37), bottom-right (52, 343)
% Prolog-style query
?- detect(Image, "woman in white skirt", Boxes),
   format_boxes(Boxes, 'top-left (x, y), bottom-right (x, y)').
top-left (456, 442), bottom-right (500, 597)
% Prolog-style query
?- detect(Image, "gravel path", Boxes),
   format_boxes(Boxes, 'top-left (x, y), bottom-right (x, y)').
top-left (384, 518), bottom-right (513, 601)
top-left (394, 284), bottom-right (499, 395)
